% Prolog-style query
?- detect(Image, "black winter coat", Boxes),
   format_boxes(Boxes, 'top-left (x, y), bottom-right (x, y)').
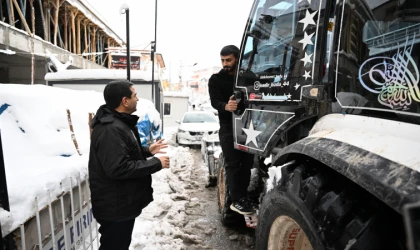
top-left (88, 105), bottom-right (162, 222)
top-left (208, 69), bottom-right (235, 129)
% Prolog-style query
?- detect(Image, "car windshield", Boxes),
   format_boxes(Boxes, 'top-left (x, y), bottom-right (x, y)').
top-left (183, 113), bottom-right (217, 123)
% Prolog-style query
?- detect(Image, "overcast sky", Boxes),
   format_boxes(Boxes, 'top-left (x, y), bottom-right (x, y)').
top-left (85, 0), bottom-right (254, 77)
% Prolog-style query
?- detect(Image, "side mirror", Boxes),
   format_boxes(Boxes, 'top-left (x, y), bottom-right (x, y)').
top-left (175, 120), bottom-right (180, 124)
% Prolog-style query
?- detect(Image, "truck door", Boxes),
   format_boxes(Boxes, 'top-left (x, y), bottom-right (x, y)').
top-left (233, 0), bottom-right (331, 156)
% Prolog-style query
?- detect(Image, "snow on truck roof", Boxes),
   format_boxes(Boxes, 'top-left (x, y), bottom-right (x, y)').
top-left (45, 69), bottom-right (160, 82)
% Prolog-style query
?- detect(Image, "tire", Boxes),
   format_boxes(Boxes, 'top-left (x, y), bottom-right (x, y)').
top-left (256, 163), bottom-right (405, 250)
top-left (217, 153), bottom-right (244, 226)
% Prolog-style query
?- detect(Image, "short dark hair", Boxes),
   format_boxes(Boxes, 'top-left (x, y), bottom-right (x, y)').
top-left (103, 80), bottom-right (133, 109)
top-left (220, 45), bottom-right (239, 59)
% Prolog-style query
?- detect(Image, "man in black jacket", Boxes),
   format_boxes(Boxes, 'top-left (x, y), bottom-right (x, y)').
top-left (89, 80), bottom-right (170, 250)
top-left (208, 45), bottom-right (255, 216)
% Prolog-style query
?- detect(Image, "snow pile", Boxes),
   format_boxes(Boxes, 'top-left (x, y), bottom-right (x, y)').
top-left (0, 84), bottom-right (160, 236)
top-left (266, 161), bottom-right (295, 192)
top-left (130, 143), bottom-right (200, 249)
top-left (134, 99), bottom-right (161, 132)
top-left (0, 49), bottom-right (16, 55)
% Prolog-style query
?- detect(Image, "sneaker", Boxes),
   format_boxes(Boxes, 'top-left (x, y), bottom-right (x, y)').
top-left (230, 197), bottom-right (255, 215)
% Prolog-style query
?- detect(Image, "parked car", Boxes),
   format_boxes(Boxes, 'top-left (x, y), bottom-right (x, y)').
top-left (176, 111), bottom-right (219, 145)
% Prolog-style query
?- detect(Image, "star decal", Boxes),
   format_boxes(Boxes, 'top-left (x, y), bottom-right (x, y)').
top-left (300, 52), bottom-right (313, 67)
top-left (294, 83), bottom-right (301, 90)
top-left (299, 10), bottom-right (317, 31)
top-left (287, 93), bottom-right (292, 99)
top-left (298, 32), bottom-right (314, 50)
top-left (303, 70), bottom-right (312, 80)
top-left (242, 120), bottom-right (262, 148)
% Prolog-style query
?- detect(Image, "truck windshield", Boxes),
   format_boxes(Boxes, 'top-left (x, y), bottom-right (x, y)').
top-left (237, 0), bottom-right (326, 102)
top-left (335, 0), bottom-right (420, 119)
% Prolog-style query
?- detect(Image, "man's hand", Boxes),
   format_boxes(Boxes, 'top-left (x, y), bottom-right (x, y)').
top-left (149, 139), bottom-right (168, 155)
top-left (158, 156), bottom-right (170, 169)
top-left (225, 95), bottom-right (238, 112)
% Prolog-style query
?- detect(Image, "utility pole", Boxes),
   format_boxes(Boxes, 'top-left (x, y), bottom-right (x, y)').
top-left (151, 0), bottom-right (158, 103)
top-left (120, 4), bottom-right (130, 81)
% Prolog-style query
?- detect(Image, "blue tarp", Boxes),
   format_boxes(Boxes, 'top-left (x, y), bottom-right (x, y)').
top-left (137, 114), bottom-right (162, 146)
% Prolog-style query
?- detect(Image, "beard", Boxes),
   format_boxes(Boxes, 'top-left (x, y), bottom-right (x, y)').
top-left (224, 62), bottom-right (237, 73)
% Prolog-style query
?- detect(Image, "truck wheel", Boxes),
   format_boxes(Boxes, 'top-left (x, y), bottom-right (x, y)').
top-left (217, 153), bottom-right (244, 226)
top-left (256, 164), bottom-right (404, 250)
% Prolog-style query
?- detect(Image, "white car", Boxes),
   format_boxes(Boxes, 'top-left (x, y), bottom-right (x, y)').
top-left (176, 111), bottom-right (220, 145)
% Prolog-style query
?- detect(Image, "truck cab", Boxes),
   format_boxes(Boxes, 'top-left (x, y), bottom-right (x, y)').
top-left (227, 0), bottom-right (420, 249)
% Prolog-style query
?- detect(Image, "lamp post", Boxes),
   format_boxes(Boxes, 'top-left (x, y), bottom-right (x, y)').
top-left (120, 4), bottom-right (130, 81)
top-left (151, 0), bottom-right (157, 104)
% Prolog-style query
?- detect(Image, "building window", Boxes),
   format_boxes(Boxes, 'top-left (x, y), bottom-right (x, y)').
top-left (164, 103), bottom-right (171, 116)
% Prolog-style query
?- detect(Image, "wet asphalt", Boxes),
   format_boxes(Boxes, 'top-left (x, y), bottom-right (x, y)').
top-left (182, 147), bottom-right (255, 250)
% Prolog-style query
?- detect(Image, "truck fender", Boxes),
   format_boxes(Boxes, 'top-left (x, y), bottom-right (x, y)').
top-left (272, 136), bottom-right (420, 213)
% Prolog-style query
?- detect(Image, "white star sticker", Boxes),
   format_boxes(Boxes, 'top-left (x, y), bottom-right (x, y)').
top-left (299, 10), bottom-right (317, 31)
top-left (242, 120), bottom-right (262, 148)
top-left (298, 32), bottom-right (314, 50)
top-left (300, 52), bottom-right (313, 67)
top-left (287, 93), bottom-right (292, 99)
top-left (303, 70), bottom-right (312, 80)
top-left (294, 83), bottom-right (301, 90)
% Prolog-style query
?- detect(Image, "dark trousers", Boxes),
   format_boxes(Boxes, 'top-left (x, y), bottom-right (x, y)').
top-left (219, 129), bottom-right (254, 202)
top-left (97, 219), bottom-right (135, 250)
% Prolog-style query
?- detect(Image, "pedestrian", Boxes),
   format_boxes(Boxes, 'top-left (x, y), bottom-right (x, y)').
top-left (88, 80), bottom-right (170, 250)
top-left (208, 45), bottom-right (255, 216)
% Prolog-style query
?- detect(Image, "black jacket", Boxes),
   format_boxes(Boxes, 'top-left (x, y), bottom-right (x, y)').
top-left (208, 69), bottom-right (235, 129)
top-left (88, 105), bottom-right (162, 222)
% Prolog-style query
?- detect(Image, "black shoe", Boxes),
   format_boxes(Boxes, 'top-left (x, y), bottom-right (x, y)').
top-left (230, 197), bottom-right (255, 215)
top-left (205, 176), bottom-right (217, 188)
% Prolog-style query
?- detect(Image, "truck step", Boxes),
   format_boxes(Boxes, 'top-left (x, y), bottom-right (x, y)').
top-left (244, 213), bottom-right (258, 228)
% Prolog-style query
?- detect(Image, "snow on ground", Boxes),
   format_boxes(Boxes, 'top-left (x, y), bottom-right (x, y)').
top-left (266, 161), bottom-right (295, 192)
top-left (0, 84), bottom-right (161, 237)
top-left (0, 84), bottom-right (213, 249)
top-left (130, 142), bottom-right (197, 250)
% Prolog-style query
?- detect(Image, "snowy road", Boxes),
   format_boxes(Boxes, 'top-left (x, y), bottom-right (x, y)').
top-left (128, 141), bottom-right (255, 250)
top-left (179, 148), bottom-right (255, 249)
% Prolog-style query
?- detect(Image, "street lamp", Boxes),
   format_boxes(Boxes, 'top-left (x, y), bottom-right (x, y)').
top-left (151, 0), bottom-right (158, 104)
top-left (120, 4), bottom-right (130, 81)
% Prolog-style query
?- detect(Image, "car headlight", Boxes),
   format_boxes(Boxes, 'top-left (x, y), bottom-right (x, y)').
top-left (178, 129), bottom-right (186, 133)
top-left (214, 130), bottom-right (219, 134)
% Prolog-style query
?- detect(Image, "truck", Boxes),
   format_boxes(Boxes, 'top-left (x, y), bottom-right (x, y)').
top-left (216, 0), bottom-right (420, 249)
